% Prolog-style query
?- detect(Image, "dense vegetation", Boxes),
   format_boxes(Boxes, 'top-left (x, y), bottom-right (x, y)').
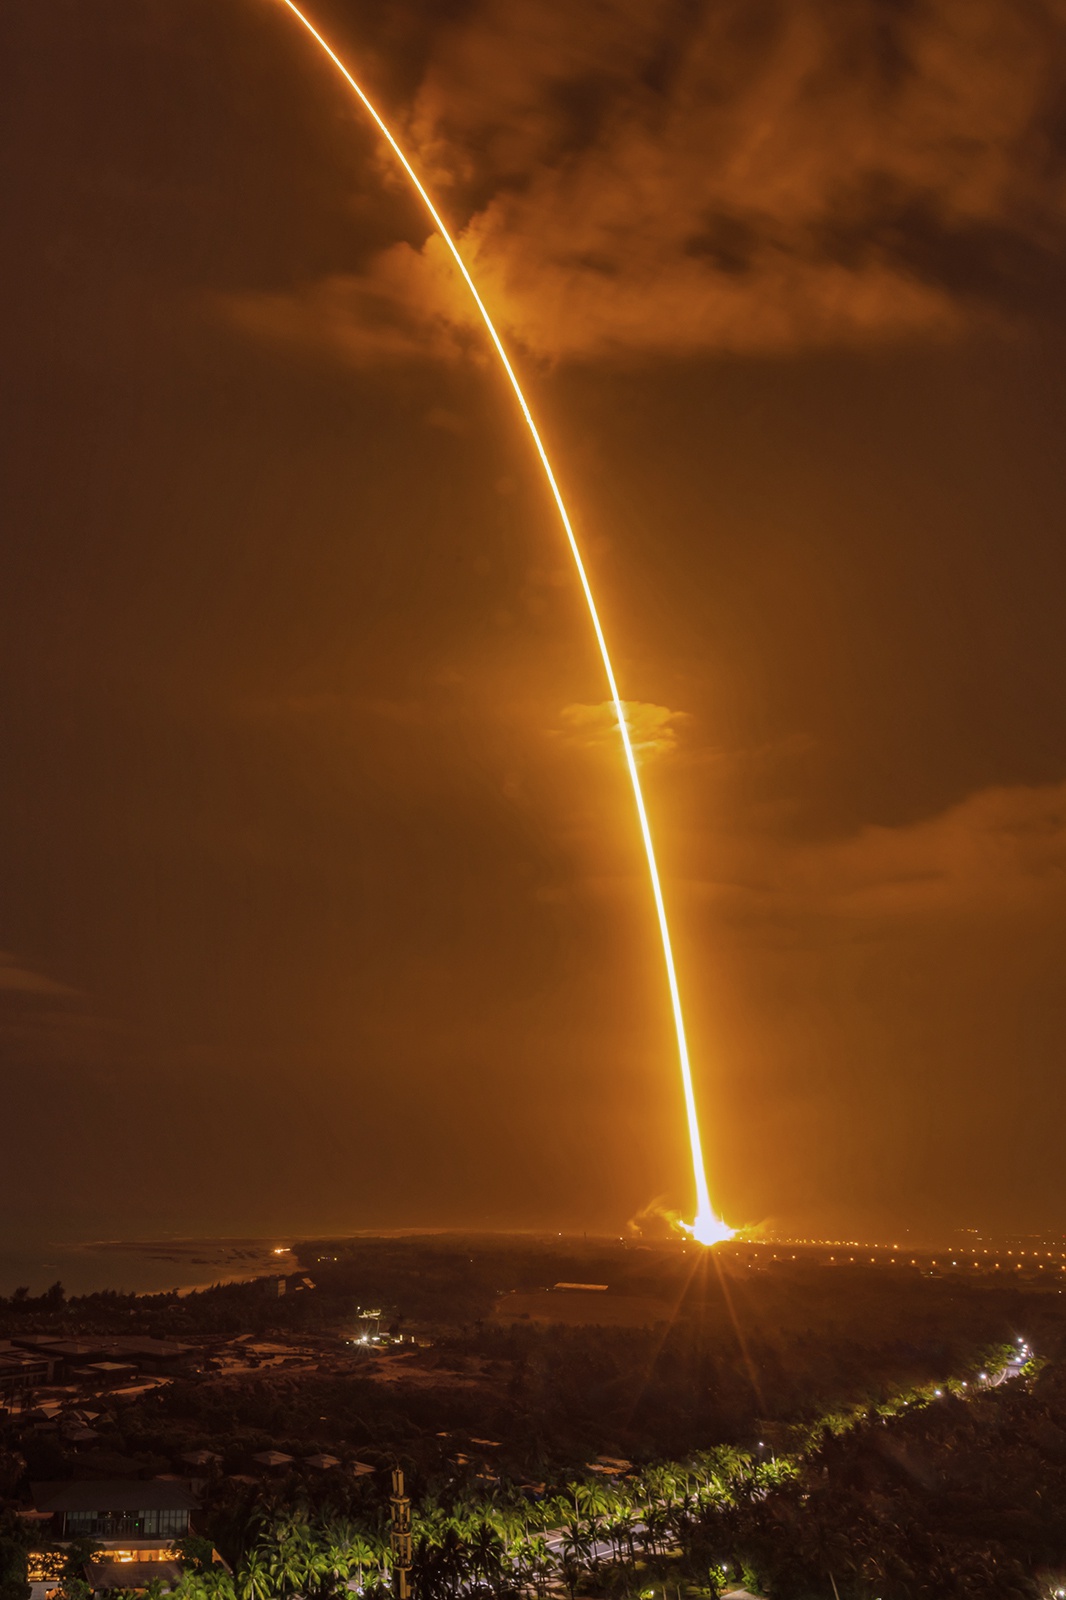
top-left (4, 1236), bottom-right (1066, 1595)
top-left (28, 1349), bottom-right (1062, 1600)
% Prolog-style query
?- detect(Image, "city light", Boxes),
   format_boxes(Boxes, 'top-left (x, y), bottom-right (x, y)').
top-left (275, 0), bottom-right (732, 1246)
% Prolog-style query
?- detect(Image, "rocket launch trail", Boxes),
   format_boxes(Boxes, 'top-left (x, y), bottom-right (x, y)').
top-left (275, 0), bottom-right (732, 1247)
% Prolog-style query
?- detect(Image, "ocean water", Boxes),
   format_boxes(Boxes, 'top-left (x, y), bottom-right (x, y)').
top-left (0, 1237), bottom-right (293, 1298)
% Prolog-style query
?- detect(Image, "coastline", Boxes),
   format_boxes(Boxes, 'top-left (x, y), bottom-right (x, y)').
top-left (0, 1236), bottom-right (292, 1298)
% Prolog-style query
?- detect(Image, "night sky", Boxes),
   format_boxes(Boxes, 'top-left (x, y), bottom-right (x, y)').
top-left (4, 0), bottom-right (1066, 1247)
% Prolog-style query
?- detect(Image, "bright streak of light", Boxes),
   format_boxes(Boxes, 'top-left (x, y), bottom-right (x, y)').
top-left (275, 0), bottom-right (731, 1246)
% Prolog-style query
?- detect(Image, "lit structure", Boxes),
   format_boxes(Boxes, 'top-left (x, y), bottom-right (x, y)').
top-left (390, 1467), bottom-right (413, 1600)
top-left (276, 1), bottom-right (732, 1246)
top-left (29, 1480), bottom-right (197, 1593)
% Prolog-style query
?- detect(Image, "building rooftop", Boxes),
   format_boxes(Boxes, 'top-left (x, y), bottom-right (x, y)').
top-left (105, 1338), bottom-right (192, 1356)
top-left (32, 1480), bottom-right (200, 1514)
top-left (35, 1343), bottom-right (110, 1358)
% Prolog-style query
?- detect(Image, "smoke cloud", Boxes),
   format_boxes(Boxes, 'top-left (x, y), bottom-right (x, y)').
top-left (233, 0), bottom-right (1066, 362)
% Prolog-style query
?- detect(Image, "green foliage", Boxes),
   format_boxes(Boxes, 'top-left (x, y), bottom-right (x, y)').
top-left (159, 1333), bottom-right (1060, 1600)
top-left (177, 1536), bottom-right (220, 1573)
top-left (52, 1580), bottom-right (92, 1600)
top-left (60, 1541), bottom-right (103, 1581)
top-left (0, 1512), bottom-right (30, 1600)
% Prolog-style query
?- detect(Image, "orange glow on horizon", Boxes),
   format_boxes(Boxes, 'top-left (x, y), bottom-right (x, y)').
top-left (275, 0), bottom-right (732, 1246)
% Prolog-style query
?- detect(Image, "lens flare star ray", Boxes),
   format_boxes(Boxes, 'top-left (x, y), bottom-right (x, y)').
top-left (275, 0), bottom-right (732, 1246)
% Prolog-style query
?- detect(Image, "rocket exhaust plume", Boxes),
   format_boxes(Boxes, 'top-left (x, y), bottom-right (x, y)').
top-left (275, 1), bottom-right (733, 1248)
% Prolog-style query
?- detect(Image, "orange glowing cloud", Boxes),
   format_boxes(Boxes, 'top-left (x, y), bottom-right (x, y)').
top-left (228, 0), bottom-right (1066, 365)
top-left (218, 242), bottom-right (472, 366)
top-left (557, 700), bottom-right (687, 763)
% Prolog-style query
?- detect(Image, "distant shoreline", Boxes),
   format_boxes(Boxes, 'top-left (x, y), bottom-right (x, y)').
top-left (0, 1236), bottom-right (293, 1299)
top-left (4, 1226), bottom-right (1062, 1299)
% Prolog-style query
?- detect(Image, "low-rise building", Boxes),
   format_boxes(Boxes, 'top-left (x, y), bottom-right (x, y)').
top-left (0, 1344), bottom-right (56, 1397)
top-left (27, 1480), bottom-right (201, 1595)
top-left (10, 1336), bottom-right (196, 1384)
top-left (31, 1477), bottom-right (199, 1543)
top-left (105, 1338), bottom-right (196, 1375)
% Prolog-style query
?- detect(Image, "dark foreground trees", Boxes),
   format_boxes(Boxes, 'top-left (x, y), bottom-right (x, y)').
top-left (692, 1374), bottom-right (1066, 1600)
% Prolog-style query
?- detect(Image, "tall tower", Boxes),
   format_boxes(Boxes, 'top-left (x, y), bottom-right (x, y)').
top-left (390, 1467), bottom-right (412, 1600)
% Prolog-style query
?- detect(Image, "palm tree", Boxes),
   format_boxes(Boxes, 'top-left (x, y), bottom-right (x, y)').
top-left (267, 1536), bottom-right (310, 1599)
top-left (534, 1533), bottom-right (557, 1600)
top-left (237, 1550), bottom-right (273, 1600)
top-left (341, 1537), bottom-right (378, 1594)
top-left (415, 1522), bottom-right (471, 1600)
top-left (466, 1518), bottom-right (506, 1595)
top-left (322, 1521), bottom-right (361, 1560)
top-left (315, 1539), bottom-right (351, 1599)
top-left (171, 1574), bottom-right (208, 1600)
top-left (559, 1520), bottom-right (591, 1598)
top-left (605, 1503), bottom-right (639, 1565)
top-left (201, 1570), bottom-right (237, 1600)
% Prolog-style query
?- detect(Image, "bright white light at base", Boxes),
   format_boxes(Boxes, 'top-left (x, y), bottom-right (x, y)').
top-left (683, 1207), bottom-right (735, 1247)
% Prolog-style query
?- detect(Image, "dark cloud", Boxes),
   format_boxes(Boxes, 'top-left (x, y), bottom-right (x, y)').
top-left (229, 0), bottom-right (1066, 361)
top-left (698, 779), bottom-right (1066, 929)
top-left (678, 780), bottom-right (1066, 1235)
top-left (0, 951), bottom-right (121, 1073)
top-left (0, 952), bottom-right (80, 998)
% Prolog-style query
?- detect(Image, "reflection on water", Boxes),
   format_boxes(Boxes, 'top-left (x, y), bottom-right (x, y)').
top-left (0, 1237), bottom-right (291, 1298)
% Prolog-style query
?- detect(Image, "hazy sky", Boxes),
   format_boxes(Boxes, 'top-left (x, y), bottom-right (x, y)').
top-left (3, 0), bottom-right (1066, 1246)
